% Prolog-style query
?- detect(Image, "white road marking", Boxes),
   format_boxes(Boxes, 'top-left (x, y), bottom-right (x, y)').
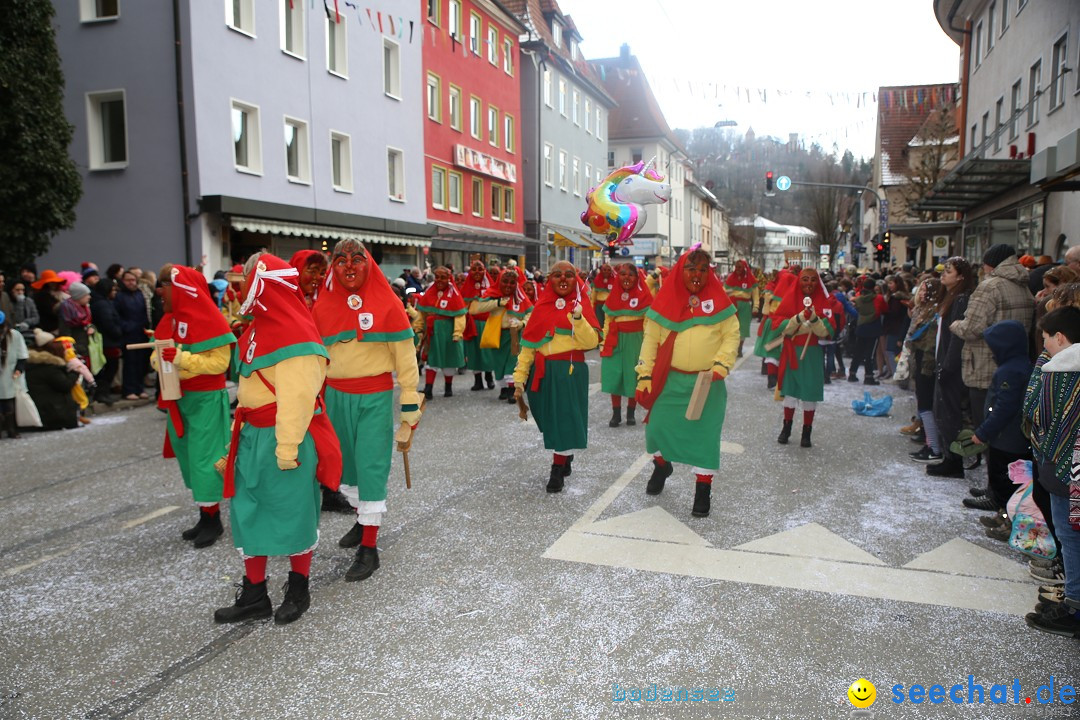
top-left (3, 544), bottom-right (83, 577)
top-left (122, 506), bottom-right (181, 529)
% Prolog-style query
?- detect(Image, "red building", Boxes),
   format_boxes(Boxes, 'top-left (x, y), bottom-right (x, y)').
top-left (423, 0), bottom-right (528, 270)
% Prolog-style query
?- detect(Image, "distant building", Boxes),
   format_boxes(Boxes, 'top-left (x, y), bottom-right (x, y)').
top-left (731, 216), bottom-right (789, 273)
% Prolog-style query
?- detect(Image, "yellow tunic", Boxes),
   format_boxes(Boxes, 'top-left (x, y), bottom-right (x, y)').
top-left (513, 315), bottom-right (599, 386)
top-left (637, 316), bottom-right (741, 380)
top-left (236, 355), bottom-right (326, 464)
top-left (151, 344), bottom-right (231, 379)
top-left (326, 339), bottom-right (421, 408)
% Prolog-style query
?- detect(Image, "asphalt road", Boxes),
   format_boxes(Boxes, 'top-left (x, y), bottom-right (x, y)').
top-left (1, 336), bottom-right (1075, 720)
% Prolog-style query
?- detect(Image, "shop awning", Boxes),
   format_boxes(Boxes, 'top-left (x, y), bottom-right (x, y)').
top-left (230, 217), bottom-right (431, 248)
top-left (912, 157), bottom-right (1031, 213)
top-left (552, 232), bottom-right (603, 250)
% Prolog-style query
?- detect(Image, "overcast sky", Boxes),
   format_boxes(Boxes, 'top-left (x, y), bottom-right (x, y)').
top-left (559, 0), bottom-right (962, 159)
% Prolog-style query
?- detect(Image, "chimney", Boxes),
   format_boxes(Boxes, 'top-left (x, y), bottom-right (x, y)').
top-left (620, 43), bottom-right (630, 60)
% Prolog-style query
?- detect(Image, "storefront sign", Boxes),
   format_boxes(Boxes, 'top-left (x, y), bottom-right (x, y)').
top-left (454, 145), bottom-right (517, 183)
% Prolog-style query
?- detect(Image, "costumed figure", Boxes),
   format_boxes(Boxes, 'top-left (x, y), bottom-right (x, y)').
top-left (773, 268), bottom-right (842, 448)
top-left (723, 260), bottom-right (760, 358)
top-left (635, 247), bottom-right (740, 518)
top-left (469, 268), bottom-right (533, 402)
top-left (513, 262), bottom-right (600, 493)
top-left (214, 253), bottom-right (342, 626)
top-left (312, 240), bottom-right (421, 582)
top-left (151, 265), bottom-right (235, 548)
top-left (754, 267), bottom-right (799, 389)
top-left (460, 259), bottom-right (497, 391)
top-left (600, 263), bottom-right (653, 427)
top-left (590, 263), bottom-right (616, 329)
top-left (414, 267), bottom-right (468, 399)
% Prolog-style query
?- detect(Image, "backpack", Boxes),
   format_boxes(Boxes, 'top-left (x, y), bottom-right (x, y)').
top-left (1006, 459), bottom-right (1057, 560)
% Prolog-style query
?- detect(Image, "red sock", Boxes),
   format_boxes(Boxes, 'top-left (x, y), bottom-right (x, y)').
top-left (611, 394), bottom-right (622, 408)
top-left (202, 504), bottom-right (220, 516)
top-left (783, 407), bottom-right (795, 422)
top-left (243, 556), bottom-right (268, 584)
top-left (695, 473), bottom-right (713, 485)
top-left (289, 551), bottom-right (312, 577)
top-left (361, 524), bottom-right (379, 548)
top-left (653, 453), bottom-right (665, 464)
top-left (444, 375), bottom-right (453, 385)
top-left (553, 453), bottom-right (568, 466)
top-left (803, 410), bottom-right (815, 426)
top-left (425, 368), bottom-right (437, 384)
top-left (627, 398), bottom-right (637, 409)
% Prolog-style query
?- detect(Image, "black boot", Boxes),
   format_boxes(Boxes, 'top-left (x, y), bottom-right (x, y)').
top-left (563, 454), bottom-right (574, 476)
top-left (767, 373), bottom-right (777, 389)
top-left (498, 386), bottom-right (510, 400)
top-left (546, 463), bottom-right (566, 493)
top-left (485, 372), bottom-right (495, 389)
top-left (626, 405), bottom-right (637, 426)
top-left (609, 406), bottom-right (622, 427)
top-left (691, 481), bottom-right (711, 517)
top-left (777, 420), bottom-right (793, 445)
top-left (471, 373), bottom-right (484, 391)
top-left (926, 452), bottom-right (965, 478)
top-left (646, 457), bottom-right (673, 495)
top-left (800, 425), bottom-right (813, 448)
top-left (274, 571), bottom-right (311, 625)
top-left (864, 374), bottom-right (880, 386)
top-left (760, 360), bottom-right (767, 375)
top-left (3, 412), bottom-right (19, 439)
top-left (443, 379), bottom-right (453, 397)
top-left (506, 387), bottom-right (516, 404)
top-left (181, 511), bottom-right (203, 541)
top-left (338, 522), bottom-right (363, 548)
top-left (214, 577), bottom-right (272, 623)
top-left (191, 511), bottom-right (224, 549)
top-left (423, 383), bottom-right (434, 400)
top-left (321, 487), bottom-right (353, 514)
top-left (345, 545), bottom-right (380, 582)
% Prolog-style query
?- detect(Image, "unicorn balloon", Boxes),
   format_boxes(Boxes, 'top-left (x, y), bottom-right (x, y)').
top-left (581, 159), bottom-right (671, 245)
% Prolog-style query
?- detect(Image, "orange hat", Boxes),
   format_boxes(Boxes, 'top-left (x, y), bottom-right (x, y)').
top-left (31, 269), bottom-right (63, 289)
top-left (1018, 254), bottom-right (1037, 269)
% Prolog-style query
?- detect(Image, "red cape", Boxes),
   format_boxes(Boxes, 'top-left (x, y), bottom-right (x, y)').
top-left (312, 249), bottom-right (412, 344)
top-left (483, 269), bottom-right (533, 316)
top-left (163, 265), bottom-right (233, 352)
top-left (521, 272), bottom-right (600, 348)
top-left (646, 249), bottom-right (734, 330)
top-left (724, 260), bottom-right (754, 289)
top-left (602, 268), bottom-right (652, 316)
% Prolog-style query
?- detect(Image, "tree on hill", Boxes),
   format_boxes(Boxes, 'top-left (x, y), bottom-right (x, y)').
top-left (0, 0), bottom-right (82, 274)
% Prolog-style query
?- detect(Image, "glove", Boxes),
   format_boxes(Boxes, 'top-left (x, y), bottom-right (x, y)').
top-left (712, 364), bottom-right (727, 382)
top-left (513, 385), bottom-right (523, 402)
top-left (161, 347), bottom-right (178, 363)
top-left (636, 378), bottom-right (652, 395)
top-left (572, 305), bottom-right (583, 321)
top-left (213, 456), bottom-right (228, 476)
top-left (508, 318), bottom-right (521, 329)
top-left (277, 456), bottom-right (299, 471)
top-left (400, 408), bottom-right (422, 427)
top-left (452, 333), bottom-right (463, 342)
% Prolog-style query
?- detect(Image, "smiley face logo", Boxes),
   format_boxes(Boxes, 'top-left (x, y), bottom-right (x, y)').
top-left (847, 679), bottom-right (876, 709)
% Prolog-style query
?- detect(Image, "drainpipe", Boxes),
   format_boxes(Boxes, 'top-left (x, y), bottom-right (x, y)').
top-left (171, 0), bottom-right (193, 267)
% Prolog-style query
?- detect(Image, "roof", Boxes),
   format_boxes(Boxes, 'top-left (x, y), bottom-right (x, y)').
top-left (590, 47), bottom-right (686, 155)
top-left (877, 83), bottom-right (958, 187)
top-left (784, 226), bottom-right (817, 236)
top-left (912, 156), bottom-right (1032, 213)
top-left (733, 215), bottom-right (789, 232)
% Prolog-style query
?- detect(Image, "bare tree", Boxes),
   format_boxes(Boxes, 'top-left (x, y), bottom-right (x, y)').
top-left (901, 105), bottom-right (959, 221)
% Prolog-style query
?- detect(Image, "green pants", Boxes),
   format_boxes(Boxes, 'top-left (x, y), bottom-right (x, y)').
top-left (646, 371), bottom-right (727, 469)
top-left (166, 389), bottom-right (230, 503)
top-left (324, 386), bottom-right (394, 502)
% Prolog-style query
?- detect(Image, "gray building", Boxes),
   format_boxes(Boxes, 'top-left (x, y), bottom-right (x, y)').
top-left (45, 0), bottom-right (430, 277)
top-left (507, 0), bottom-right (615, 272)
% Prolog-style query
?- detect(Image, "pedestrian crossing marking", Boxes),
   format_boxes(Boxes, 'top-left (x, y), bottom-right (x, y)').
top-left (902, 537), bottom-right (1030, 582)
top-left (584, 506), bottom-right (712, 547)
top-left (733, 522), bottom-right (885, 565)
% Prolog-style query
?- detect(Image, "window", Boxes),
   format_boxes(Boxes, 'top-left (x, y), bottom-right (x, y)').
top-left (284, 117), bottom-right (310, 183)
top-left (469, 96), bottom-right (481, 139)
top-left (1000, 0), bottom-right (1009, 34)
top-left (994, 97), bottom-right (1004, 152)
top-left (448, 171), bottom-right (463, 213)
top-left (543, 143), bottom-right (553, 186)
top-left (226, 0), bottom-right (255, 35)
top-left (596, 168), bottom-right (602, 185)
top-left (584, 163), bottom-right (592, 192)
top-left (330, 131), bottom-right (352, 192)
top-left (231, 100), bottom-right (261, 174)
top-left (427, 73), bottom-right (441, 122)
top-left (572, 90), bottom-right (580, 125)
top-left (448, 0), bottom-right (461, 40)
top-left (596, 108), bottom-right (603, 140)
top-left (1017, 0), bottom-right (1026, 11)
top-left (448, 86), bottom-right (462, 131)
top-left (980, 111), bottom-right (990, 151)
top-left (80, 0), bottom-right (119, 22)
top-left (974, 22), bottom-right (983, 66)
top-left (387, 148), bottom-right (405, 201)
top-left (585, 99), bottom-right (592, 134)
top-left (504, 114), bottom-right (514, 152)
top-left (326, 15), bottom-right (347, 77)
top-left (426, 0), bottom-right (439, 26)
top-left (469, 13), bottom-right (481, 55)
top-left (607, 150), bottom-right (614, 167)
top-left (558, 78), bottom-right (567, 116)
top-left (86, 90), bottom-right (128, 170)
top-left (487, 27), bottom-right (498, 64)
top-left (471, 177), bottom-right (483, 217)
top-left (1027, 60), bottom-right (1041, 127)
top-left (552, 21), bottom-right (561, 48)
top-left (987, 4), bottom-right (995, 52)
top-left (384, 39), bottom-right (401, 98)
top-left (488, 106), bottom-right (498, 147)
top-left (281, 0), bottom-right (305, 57)
top-left (572, 157), bottom-right (581, 196)
top-left (631, 147), bottom-right (643, 164)
top-left (543, 69), bottom-right (552, 107)
top-left (570, 39), bottom-right (578, 61)
top-left (558, 150), bottom-right (567, 191)
top-left (503, 38), bottom-right (513, 75)
top-left (503, 187), bottom-right (514, 223)
top-left (970, 124), bottom-right (977, 153)
top-left (1009, 79), bottom-right (1022, 139)
top-left (1050, 34), bottom-right (1068, 110)
top-left (431, 166), bottom-right (447, 209)
top-left (490, 183), bottom-right (503, 220)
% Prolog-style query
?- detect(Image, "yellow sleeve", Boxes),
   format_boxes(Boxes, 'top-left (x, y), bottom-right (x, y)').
top-left (513, 346), bottom-right (536, 386)
top-left (411, 310), bottom-right (426, 335)
top-left (572, 314), bottom-right (599, 350)
top-left (177, 344), bottom-right (231, 378)
top-left (601, 313), bottom-right (611, 341)
top-left (453, 313), bottom-right (466, 339)
top-left (752, 285), bottom-right (760, 306)
top-left (273, 355), bottom-right (326, 463)
top-left (392, 338), bottom-right (421, 407)
top-left (471, 298), bottom-right (502, 314)
top-left (711, 314), bottom-right (741, 378)
top-left (637, 318), bottom-right (662, 378)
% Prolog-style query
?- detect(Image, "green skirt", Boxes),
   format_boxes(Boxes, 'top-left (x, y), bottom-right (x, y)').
top-left (428, 316), bottom-right (465, 369)
top-left (781, 344), bottom-right (825, 402)
top-left (487, 329), bottom-right (519, 379)
top-left (166, 389), bottom-right (230, 503)
top-left (735, 301), bottom-right (752, 339)
top-left (526, 359), bottom-right (589, 452)
top-left (753, 318), bottom-right (782, 360)
top-left (231, 426), bottom-right (320, 557)
top-left (601, 330), bottom-right (643, 398)
top-left (646, 370), bottom-right (727, 469)
top-left (324, 386), bottom-right (394, 501)
top-left (465, 319), bottom-right (496, 372)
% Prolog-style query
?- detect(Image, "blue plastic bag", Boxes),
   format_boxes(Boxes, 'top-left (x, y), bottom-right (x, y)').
top-left (852, 391), bottom-right (892, 417)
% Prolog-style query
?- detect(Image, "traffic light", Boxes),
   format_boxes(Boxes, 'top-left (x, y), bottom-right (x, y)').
top-left (875, 242), bottom-right (885, 264)
top-left (765, 170), bottom-right (774, 192)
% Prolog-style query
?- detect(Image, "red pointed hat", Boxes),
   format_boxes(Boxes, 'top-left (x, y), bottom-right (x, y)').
top-left (521, 268), bottom-right (600, 348)
top-left (602, 267), bottom-right (652, 316)
top-left (483, 269), bottom-right (533, 317)
top-left (416, 273), bottom-right (467, 317)
top-left (724, 259), bottom-right (753, 288)
top-left (459, 267), bottom-right (492, 301)
top-left (162, 265), bottom-right (234, 352)
top-left (237, 253), bottom-right (328, 376)
top-left (646, 247), bottom-right (734, 331)
top-left (773, 268), bottom-right (839, 326)
top-left (311, 246), bottom-right (412, 344)
top-left (591, 263), bottom-right (617, 292)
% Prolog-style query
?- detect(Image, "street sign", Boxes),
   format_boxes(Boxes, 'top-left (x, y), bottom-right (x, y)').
top-left (933, 235), bottom-right (949, 257)
top-left (819, 244), bottom-right (830, 255)
top-left (776, 175), bottom-right (791, 192)
top-left (619, 247), bottom-right (630, 256)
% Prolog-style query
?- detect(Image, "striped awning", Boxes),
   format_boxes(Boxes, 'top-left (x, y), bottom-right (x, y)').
top-left (552, 232), bottom-right (604, 250)
top-left (229, 217), bottom-right (431, 248)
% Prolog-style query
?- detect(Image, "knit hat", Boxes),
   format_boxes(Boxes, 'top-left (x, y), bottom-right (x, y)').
top-left (982, 243), bottom-right (1015, 269)
top-left (81, 267), bottom-right (100, 281)
top-left (68, 282), bottom-right (91, 301)
top-left (33, 328), bottom-right (56, 347)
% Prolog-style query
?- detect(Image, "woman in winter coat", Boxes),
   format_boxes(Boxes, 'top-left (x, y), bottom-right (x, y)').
top-left (89, 278), bottom-right (123, 402)
top-left (9, 281), bottom-right (40, 346)
top-left (878, 274), bottom-right (911, 379)
top-left (25, 335), bottom-right (79, 431)
top-left (115, 271), bottom-right (150, 399)
top-left (0, 311), bottom-right (30, 439)
top-left (906, 278), bottom-right (942, 463)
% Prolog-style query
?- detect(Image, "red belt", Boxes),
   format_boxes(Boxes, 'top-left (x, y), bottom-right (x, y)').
top-left (530, 350), bottom-right (585, 391)
top-left (181, 374), bottom-right (227, 392)
top-left (159, 373), bottom-right (228, 448)
top-left (326, 372), bottom-right (393, 394)
top-left (600, 319), bottom-right (644, 357)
